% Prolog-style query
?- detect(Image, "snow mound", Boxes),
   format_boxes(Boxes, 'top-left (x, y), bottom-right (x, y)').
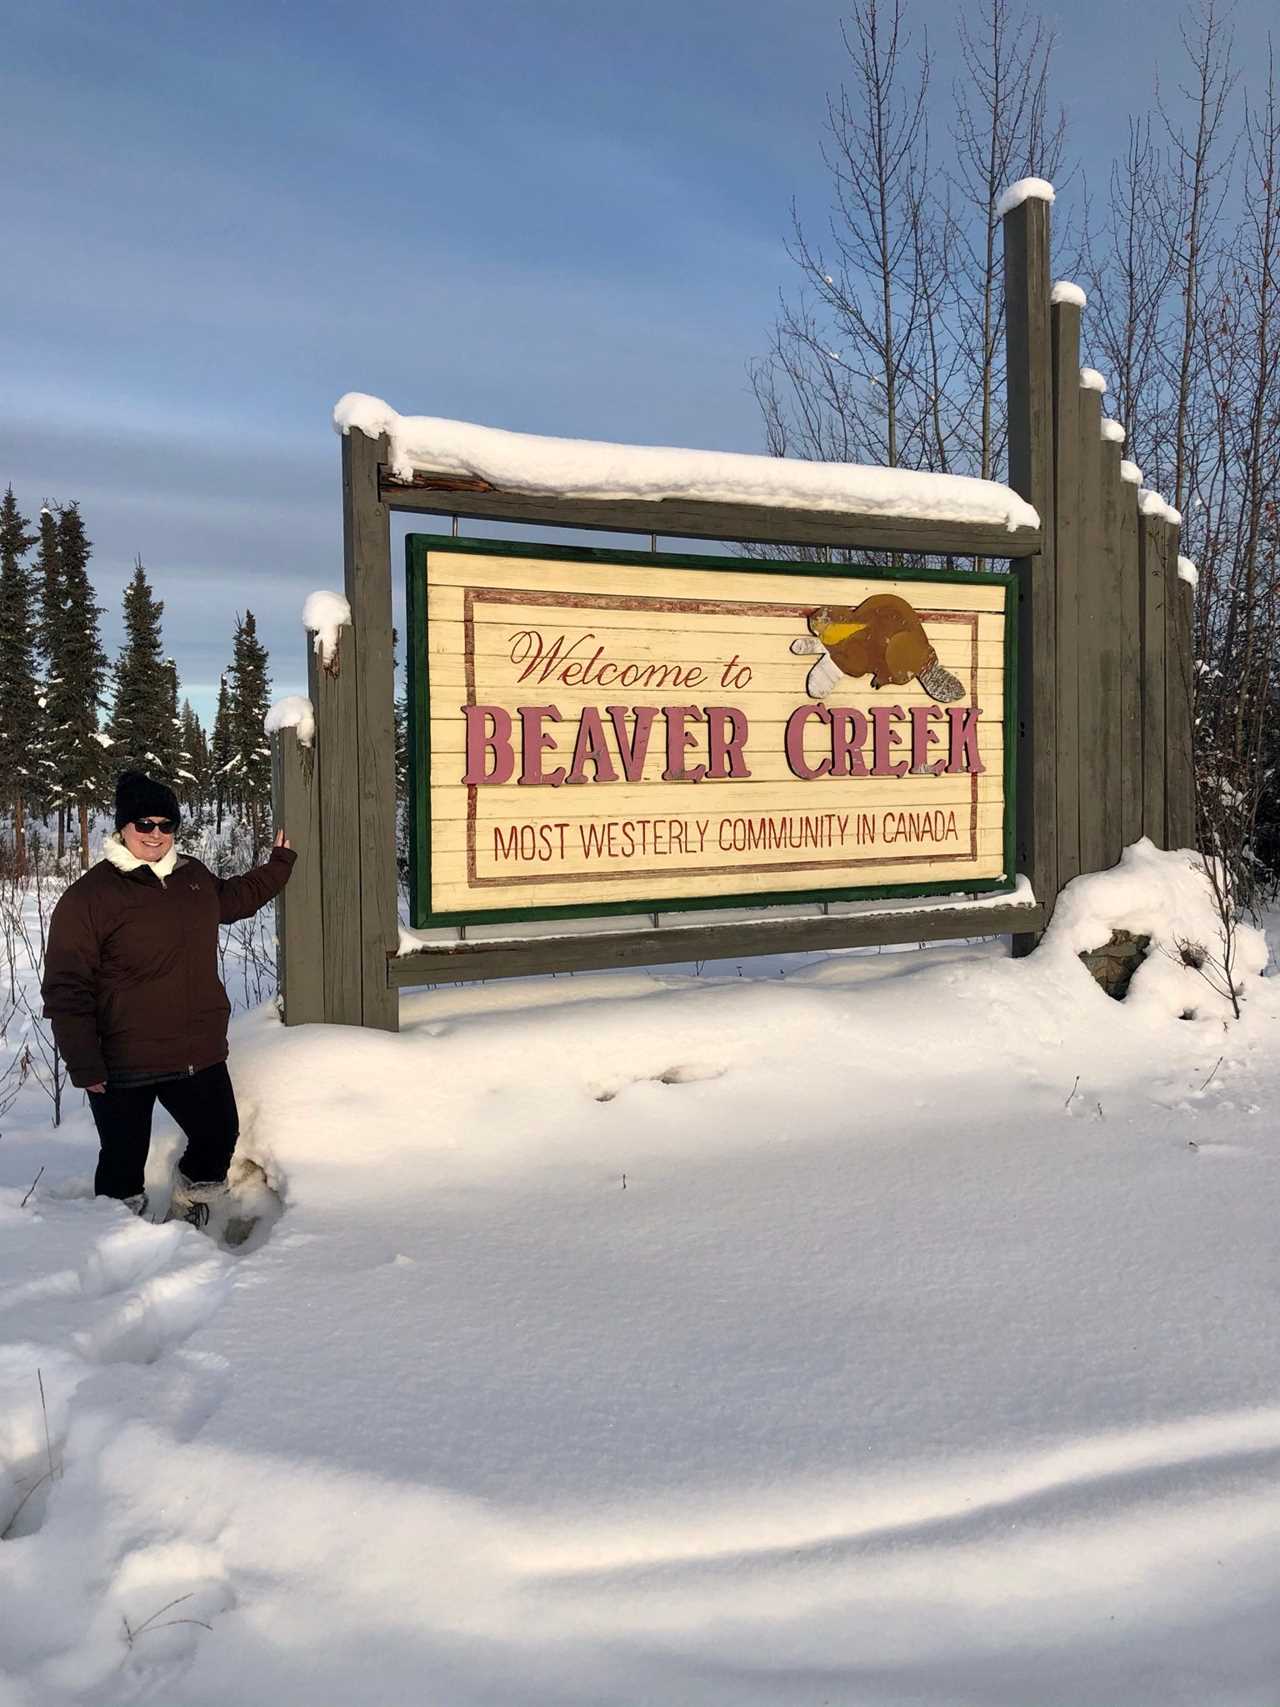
top-left (1178, 555), bottom-right (1199, 588)
top-left (302, 590), bottom-right (351, 665)
top-left (331, 394), bottom-right (1041, 533)
top-left (264, 696), bottom-right (316, 748)
top-left (1100, 418), bottom-right (1126, 444)
top-left (996, 177), bottom-right (1056, 217)
top-left (3, 844), bottom-right (1280, 1703)
top-left (1120, 460), bottom-right (1143, 485)
top-left (1036, 841), bottom-right (1267, 1022)
top-left (1050, 280), bottom-right (1086, 307)
top-left (1079, 367), bottom-right (1108, 394)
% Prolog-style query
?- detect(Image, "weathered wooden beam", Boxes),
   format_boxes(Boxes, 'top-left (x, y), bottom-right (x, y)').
top-left (1003, 195), bottom-right (1057, 953)
top-left (379, 471), bottom-right (1043, 560)
top-left (309, 629), bottom-right (362, 1027)
top-left (1164, 526), bottom-right (1196, 850)
top-left (388, 902), bottom-right (1047, 989)
top-left (1138, 511), bottom-right (1167, 842)
top-left (1096, 437), bottom-right (1127, 868)
top-left (1051, 303), bottom-right (1082, 889)
top-left (270, 725), bottom-right (324, 1026)
top-left (1117, 466), bottom-right (1143, 850)
top-left (342, 429), bottom-right (400, 1032)
top-left (1076, 385), bottom-right (1120, 875)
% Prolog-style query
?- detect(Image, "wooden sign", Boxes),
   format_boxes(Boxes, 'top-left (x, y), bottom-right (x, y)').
top-left (406, 538), bottom-right (1014, 926)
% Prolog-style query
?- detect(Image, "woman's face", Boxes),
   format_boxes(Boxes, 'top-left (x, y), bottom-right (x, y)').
top-left (122, 817), bottom-right (175, 863)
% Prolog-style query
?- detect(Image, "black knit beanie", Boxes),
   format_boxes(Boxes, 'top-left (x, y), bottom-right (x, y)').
top-left (115, 770), bottom-right (181, 832)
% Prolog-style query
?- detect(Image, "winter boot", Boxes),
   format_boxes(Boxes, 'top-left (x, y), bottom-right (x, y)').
top-left (170, 1173), bottom-right (229, 1230)
top-left (122, 1192), bottom-right (149, 1219)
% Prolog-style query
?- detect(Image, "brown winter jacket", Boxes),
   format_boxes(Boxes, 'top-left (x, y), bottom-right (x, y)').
top-left (42, 842), bottom-right (296, 1088)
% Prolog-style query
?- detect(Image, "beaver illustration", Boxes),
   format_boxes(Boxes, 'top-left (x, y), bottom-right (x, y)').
top-left (790, 594), bottom-right (965, 703)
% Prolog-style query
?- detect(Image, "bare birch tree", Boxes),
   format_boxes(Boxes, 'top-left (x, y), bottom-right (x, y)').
top-left (750, 0), bottom-right (935, 474)
top-left (947, 0), bottom-right (1067, 479)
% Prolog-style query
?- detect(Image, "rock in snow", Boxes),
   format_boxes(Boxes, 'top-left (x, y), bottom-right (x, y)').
top-left (332, 394), bottom-right (1041, 533)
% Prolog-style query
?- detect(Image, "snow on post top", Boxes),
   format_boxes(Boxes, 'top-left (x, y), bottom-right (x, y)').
top-left (265, 695), bottom-right (316, 749)
top-left (1119, 460), bottom-right (1143, 485)
top-left (1079, 368), bottom-right (1108, 394)
top-left (995, 177), bottom-right (1056, 218)
top-left (1050, 280), bottom-right (1086, 308)
top-left (1100, 418), bottom-right (1126, 444)
top-left (331, 394), bottom-right (1041, 533)
top-left (1138, 489), bottom-right (1182, 525)
top-left (302, 590), bottom-right (352, 665)
top-left (1177, 555), bottom-right (1199, 588)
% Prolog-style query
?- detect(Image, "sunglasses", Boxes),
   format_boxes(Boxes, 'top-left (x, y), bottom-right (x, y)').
top-left (133, 818), bottom-right (177, 835)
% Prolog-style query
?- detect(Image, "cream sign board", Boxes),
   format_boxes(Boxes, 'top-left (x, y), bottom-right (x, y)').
top-left (405, 539), bottom-right (1013, 926)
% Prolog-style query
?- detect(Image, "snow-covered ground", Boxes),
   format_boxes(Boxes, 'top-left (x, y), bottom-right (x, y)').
top-left (2, 845), bottom-right (1279, 1706)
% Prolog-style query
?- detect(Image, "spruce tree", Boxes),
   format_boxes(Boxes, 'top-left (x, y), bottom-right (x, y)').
top-left (394, 682), bottom-right (409, 879)
top-left (162, 658), bottom-right (182, 781)
top-left (0, 488), bottom-right (39, 875)
top-left (226, 610), bottom-right (272, 852)
top-left (108, 559), bottom-right (178, 778)
top-left (36, 506), bottom-right (62, 664)
top-left (32, 506), bottom-right (63, 843)
top-left (48, 504), bottom-right (108, 869)
top-left (210, 672), bottom-right (234, 835)
top-left (177, 699), bottom-right (210, 817)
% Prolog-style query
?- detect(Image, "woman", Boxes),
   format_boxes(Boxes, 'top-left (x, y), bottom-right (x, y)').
top-left (42, 770), bottom-right (296, 1223)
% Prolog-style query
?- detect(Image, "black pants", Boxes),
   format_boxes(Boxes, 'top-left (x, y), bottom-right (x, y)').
top-left (88, 1062), bottom-right (239, 1200)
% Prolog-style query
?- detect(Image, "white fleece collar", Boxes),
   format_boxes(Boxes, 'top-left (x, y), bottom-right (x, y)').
top-left (103, 831), bottom-right (180, 882)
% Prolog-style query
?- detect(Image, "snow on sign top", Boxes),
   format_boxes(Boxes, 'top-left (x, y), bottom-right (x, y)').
top-left (1079, 368), bottom-right (1108, 394)
top-left (1050, 280), bottom-right (1086, 308)
top-left (332, 394), bottom-right (1040, 533)
top-left (1177, 555), bottom-right (1199, 587)
top-left (995, 177), bottom-right (1056, 218)
top-left (1100, 419), bottom-right (1126, 445)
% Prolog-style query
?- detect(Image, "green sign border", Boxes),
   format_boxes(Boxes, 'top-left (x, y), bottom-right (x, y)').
top-left (406, 534), bottom-right (1018, 930)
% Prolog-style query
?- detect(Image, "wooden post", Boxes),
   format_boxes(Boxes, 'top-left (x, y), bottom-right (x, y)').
top-left (310, 629), bottom-right (363, 1026)
top-left (1050, 302), bottom-right (1082, 890)
top-left (342, 428), bottom-right (400, 1032)
top-left (271, 725), bottom-right (325, 1025)
top-left (1164, 529), bottom-right (1196, 849)
top-left (1117, 469), bottom-right (1143, 850)
top-left (1003, 196), bottom-right (1057, 949)
top-left (1075, 385), bottom-right (1119, 874)
top-left (1096, 437), bottom-right (1127, 868)
top-left (1138, 511), bottom-right (1167, 842)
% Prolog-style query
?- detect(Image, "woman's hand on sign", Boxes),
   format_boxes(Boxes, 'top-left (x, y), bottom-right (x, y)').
top-left (274, 830), bottom-right (292, 850)
top-left (87, 1082), bottom-right (106, 1094)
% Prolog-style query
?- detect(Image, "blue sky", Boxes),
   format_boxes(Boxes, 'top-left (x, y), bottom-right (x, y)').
top-left (2, 0), bottom-right (1274, 722)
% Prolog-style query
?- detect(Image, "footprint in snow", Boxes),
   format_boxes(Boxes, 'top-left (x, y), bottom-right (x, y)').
top-left (79, 1220), bottom-right (188, 1300)
top-left (593, 1063), bottom-right (727, 1102)
top-left (74, 1258), bottom-right (233, 1367)
top-left (111, 1541), bottom-right (236, 1674)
